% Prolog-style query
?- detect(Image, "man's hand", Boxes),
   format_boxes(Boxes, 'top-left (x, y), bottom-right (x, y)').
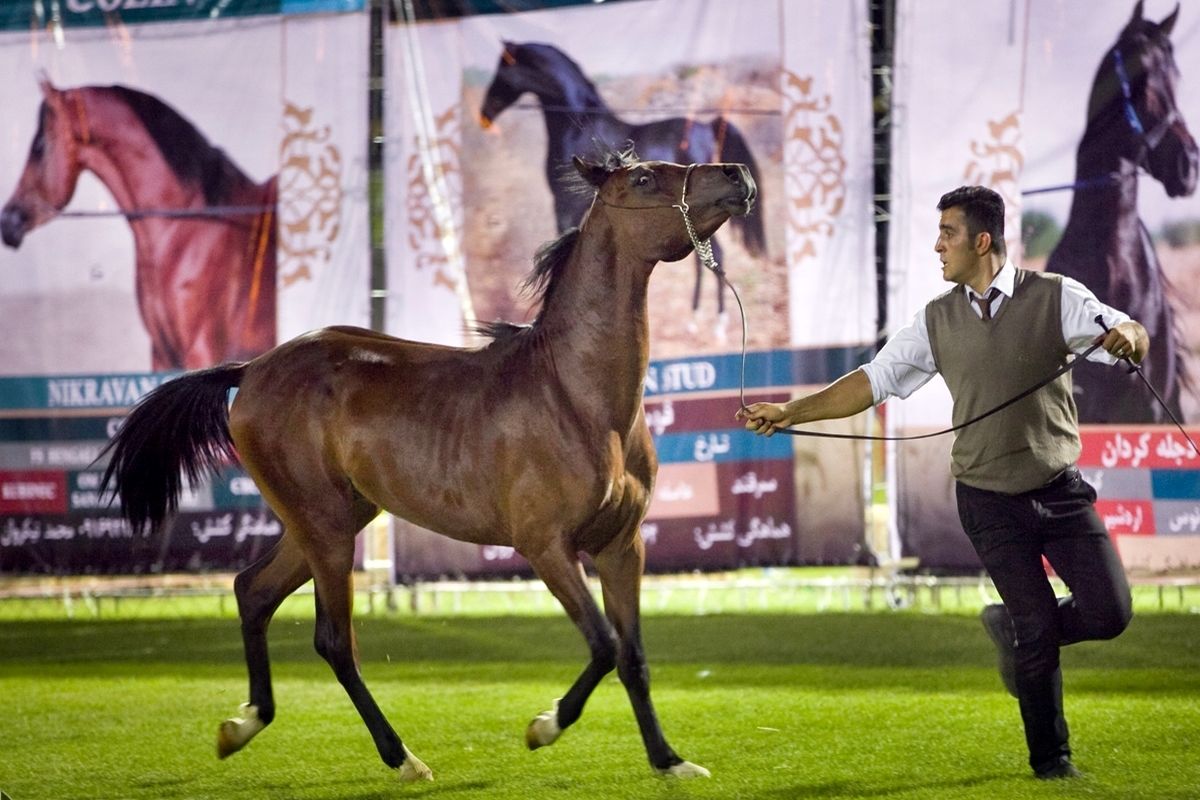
top-left (1094, 320), bottom-right (1149, 364)
top-left (736, 402), bottom-right (791, 437)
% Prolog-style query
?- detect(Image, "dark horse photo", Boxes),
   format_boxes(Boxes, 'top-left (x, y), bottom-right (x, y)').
top-left (100, 150), bottom-right (756, 780)
top-left (479, 41), bottom-right (766, 338)
top-left (1046, 1), bottom-right (1197, 423)
top-left (1, 77), bottom-right (277, 371)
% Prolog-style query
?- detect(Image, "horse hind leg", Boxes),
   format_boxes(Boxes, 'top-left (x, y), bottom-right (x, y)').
top-left (306, 527), bottom-right (432, 782)
top-left (218, 533), bottom-right (311, 759)
top-left (594, 533), bottom-right (708, 778)
top-left (523, 545), bottom-right (619, 751)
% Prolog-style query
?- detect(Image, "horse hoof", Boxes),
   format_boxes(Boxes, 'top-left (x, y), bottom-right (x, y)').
top-left (658, 761), bottom-right (711, 779)
top-left (216, 703), bottom-right (264, 759)
top-left (395, 745), bottom-right (433, 782)
top-left (525, 700), bottom-right (562, 750)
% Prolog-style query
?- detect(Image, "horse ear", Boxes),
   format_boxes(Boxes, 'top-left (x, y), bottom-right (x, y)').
top-left (36, 70), bottom-right (57, 99)
top-left (573, 155), bottom-right (609, 188)
top-left (1128, 0), bottom-right (1145, 26)
top-left (1160, 3), bottom-right (1180, 36)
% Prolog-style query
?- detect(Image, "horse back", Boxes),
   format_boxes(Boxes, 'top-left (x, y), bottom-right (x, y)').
top-left (231, 326), bottom-right (652, 547)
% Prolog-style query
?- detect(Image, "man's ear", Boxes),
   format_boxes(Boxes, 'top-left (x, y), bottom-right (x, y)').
top-left (975, 231), bottom-right (993, 255)
top-left (572, 155), bottom-right (609, 188)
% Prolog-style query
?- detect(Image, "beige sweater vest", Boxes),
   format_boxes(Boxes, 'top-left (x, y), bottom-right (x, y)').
top-left (926, 270), bottom-right (1080, 494)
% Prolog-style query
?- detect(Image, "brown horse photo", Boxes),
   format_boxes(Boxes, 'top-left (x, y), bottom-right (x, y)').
top-left (1, 77), bottom-right (277, 370)
top-left (100, 150), bottom-right (756, 780)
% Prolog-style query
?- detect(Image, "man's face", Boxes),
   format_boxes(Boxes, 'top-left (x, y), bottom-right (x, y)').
top-left (934, 206), bottom-right (979, 286)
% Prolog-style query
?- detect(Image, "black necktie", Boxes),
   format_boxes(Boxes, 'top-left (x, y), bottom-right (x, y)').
top-left (973, 287), bottom-right (1001, 321)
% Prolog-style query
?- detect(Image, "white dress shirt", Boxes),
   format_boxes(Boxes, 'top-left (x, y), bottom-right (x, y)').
top-left (861, 262), bottom-right (1130, 404)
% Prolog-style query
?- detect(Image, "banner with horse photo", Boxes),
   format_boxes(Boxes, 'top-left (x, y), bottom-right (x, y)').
top-left (889, 0), bottom-right (1200, 570)
top-left (387, 0), bottom-right (876, 577)
top-left (0, 3), bottom-right (369, 574)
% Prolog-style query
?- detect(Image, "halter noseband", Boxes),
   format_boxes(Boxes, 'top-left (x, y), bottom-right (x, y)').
top-left (1112, 46), bottom-right (1180, 156)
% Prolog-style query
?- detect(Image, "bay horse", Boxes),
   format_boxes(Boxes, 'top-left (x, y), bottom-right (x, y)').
top-left (100, 150), bottom-right (756, 780)
top-left (479, 41), bottom-right (766, 338)
top-left (1045, 1), bottom-right (1197, 423)
top-left (1, 77), bottom-right (277, 370)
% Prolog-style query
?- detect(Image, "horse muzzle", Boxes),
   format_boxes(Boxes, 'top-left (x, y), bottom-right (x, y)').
top-left (0, 204), bottom-right (29, 248)
top-left (1167, 143), bottom-right (1199, 197)
top-left (715, 164), bottom-right (756, 215)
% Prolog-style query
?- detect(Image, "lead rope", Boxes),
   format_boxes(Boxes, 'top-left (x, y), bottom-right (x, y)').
top-left (670, 185), bottom-right (1196, 451)
top-left (671, 165), bottom-right (753, 414)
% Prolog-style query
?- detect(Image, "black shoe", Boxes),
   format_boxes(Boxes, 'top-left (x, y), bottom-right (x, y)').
top-left (981, 604), bottom-right (1018, 698)
top-left (1035, 756), bottom-right (1081, 780)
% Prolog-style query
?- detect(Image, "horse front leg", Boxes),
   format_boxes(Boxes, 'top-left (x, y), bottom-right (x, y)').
top-left (523, 546), bottom-right (618, 750)
top-left (594, 530), bottom-right (709, 778)
top-left (218, 534), bottom-right (311, 758)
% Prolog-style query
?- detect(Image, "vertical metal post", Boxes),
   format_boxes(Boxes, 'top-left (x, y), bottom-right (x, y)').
top-left (368, 0), bottom-right (387, 332)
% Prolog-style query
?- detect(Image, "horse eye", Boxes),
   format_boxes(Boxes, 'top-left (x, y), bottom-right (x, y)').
top-left (634, 173), bottom-right (653, 187)
top-left (30, 132), bottom-right (44, 160)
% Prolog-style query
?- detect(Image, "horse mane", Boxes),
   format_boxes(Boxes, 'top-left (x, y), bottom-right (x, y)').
top-left (475, 228), bottom-right (580, 342)
top-left (106, 85), bottom-right (250, 205)
top-left (477, 144), bottom-right (639, 343)
top-left (514, 42), bottom-right (606, 106)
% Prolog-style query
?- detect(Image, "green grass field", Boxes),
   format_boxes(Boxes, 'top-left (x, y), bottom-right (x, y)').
top-left (1, 603), bottom-right (1199, 800)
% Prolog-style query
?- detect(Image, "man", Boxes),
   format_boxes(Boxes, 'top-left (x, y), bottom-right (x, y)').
top-left (738, 185), bottom-right (1139, 780)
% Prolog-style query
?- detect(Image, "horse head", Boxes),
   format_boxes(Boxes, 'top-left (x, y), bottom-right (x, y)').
top-left (1100, 0), bottom-right (1198, 197)
top-left (577, 149), bottom-right (756, 264)
top-left (2, 76), bottom-right (86, 248)
top-left (479, 41), bottom-right (598, 131)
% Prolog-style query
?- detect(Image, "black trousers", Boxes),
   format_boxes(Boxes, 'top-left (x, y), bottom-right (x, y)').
top-left (955, 466), bottom-right (1133, 771)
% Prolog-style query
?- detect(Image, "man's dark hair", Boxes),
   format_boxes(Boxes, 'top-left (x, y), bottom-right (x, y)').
top-left (937, 185), bottom-right (1007, 259)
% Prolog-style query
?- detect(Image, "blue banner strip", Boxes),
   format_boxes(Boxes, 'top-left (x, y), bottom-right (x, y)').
top-left (645, 345), bottom-right (873, 397)
top-left (0, 373), bottom-right (179, 412)
top-left (282, 0), bottom-right (364, 13)
top-left (0, 345), bottom-right (869, 412)
top-left (1150, 470), bottom-right (1200, 500)
top-left (653, 430), bottom-right (793, 465)
top-left (0, 0), bottom-right (362, 31)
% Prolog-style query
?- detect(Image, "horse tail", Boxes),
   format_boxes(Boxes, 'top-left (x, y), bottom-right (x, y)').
top-left (712, 116), bottom-right (767, 257)
top-left (99, 363), bottom-right (245, 536)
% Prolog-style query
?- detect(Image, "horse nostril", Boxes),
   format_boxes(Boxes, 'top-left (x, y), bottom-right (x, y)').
top-left (722, 165), bottom-right (744, 186)
top-left (0, 206), bottom-right (29, 248)
top-left (1182, 147), bottom-right (1198, 180)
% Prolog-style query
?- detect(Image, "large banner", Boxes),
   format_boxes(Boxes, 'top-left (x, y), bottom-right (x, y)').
top-left (890, 0), bottom-right (1200, 569)
top-left (2, 0), bottom-right (876, 579)
top-left (386, 0), bottom-right (876, 576)
top-left (0, 2), bottom-right (368, 573)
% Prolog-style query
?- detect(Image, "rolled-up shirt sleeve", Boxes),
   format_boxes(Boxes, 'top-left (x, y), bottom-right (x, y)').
top-left (859, 308), bottom-right (939, 405)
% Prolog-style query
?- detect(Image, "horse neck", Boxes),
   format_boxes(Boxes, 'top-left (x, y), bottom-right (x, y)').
top-left (523, 71), bottom-right (617, 154)
top-left (73, 101), bottom-right (199, 215)
top-left (1061, 127), bottom-right (1141, 236)
top-left (535, 220), bottom-right (653, 429)
top-left (1054, 123), bottom-right (1155, 310)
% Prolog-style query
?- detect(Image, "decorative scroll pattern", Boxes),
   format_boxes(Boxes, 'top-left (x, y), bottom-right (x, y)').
top-left (782, 70), bottom-right (846, 265)
top-left (963, 110), bottom-right (1023, 256)
top-left (405, 105), bottom-right (465, 296)
top-left (278, 101), bottom-right (343, 287)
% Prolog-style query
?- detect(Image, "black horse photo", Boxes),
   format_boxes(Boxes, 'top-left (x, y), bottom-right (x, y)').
top-left (1046, 1), bottom-right (1198, 423)
top-left (479, 41), bottom-right (766, 337)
